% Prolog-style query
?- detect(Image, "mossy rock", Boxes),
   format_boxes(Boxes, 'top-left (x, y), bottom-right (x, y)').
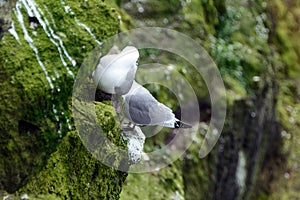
top-left (0, 0), bottom-right (125, 194)
top-left (17, 130), bottom-right (127, 200)
top-left (72, 97), bottom-right (129, 171)
top-left (120, 160), bottom-right (184, 200)
top-left (183, 141), bottom-right (213, 200)
top-left (1, 100), bottom-right (128, 199)
top-left (268, 0), bottom-right (300, 77)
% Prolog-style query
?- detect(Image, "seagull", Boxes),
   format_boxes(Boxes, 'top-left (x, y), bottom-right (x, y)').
top-left (93, 45), bottom-right (191, 129)
top-left (122, 81), bottom-right (192, 128)
top-left (92, 46), bottom-right (139, 95)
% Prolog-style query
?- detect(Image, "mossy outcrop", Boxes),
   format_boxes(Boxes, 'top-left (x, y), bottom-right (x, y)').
top-left (0, 0), bottom-right (129, 198)
top-left (120, 160), bottom-right (184, 200)
top-left (17, 128), bottom-right (127, 199)
top-left (1, 0), bottom-right (300, 199)
top-left (256, 1), bottom-right (300, 199)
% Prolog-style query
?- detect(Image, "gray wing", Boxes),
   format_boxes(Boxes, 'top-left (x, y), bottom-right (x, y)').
top-left (124, 92), bottom-right (155, 125)
top-left (124, 87), bottom-right (175, 126)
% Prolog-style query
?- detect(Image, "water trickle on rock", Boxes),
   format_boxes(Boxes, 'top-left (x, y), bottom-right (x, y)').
top-left (9, 0), bottom-right (103, 137)
top-left (15, 2), bottom-right (54, 89)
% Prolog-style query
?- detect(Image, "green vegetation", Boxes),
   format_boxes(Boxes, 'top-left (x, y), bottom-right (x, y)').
top-left (120, 160), bottom-right (184, 200)
top-left (18, 130), bottom-right (127, 200)
top-left (1, 0), bottom-right (300, 199)
top-left (119, 0), bottom-right (300, 199)
top-left (0, 0), bottom-right (128, 198)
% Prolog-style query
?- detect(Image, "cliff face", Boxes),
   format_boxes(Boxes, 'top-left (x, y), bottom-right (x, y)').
top-left (1, 0), bottom-right (299, 199)
top-left (0, 0), bottom-right (127, 199)
top-left (120, 0), bottom-right (300, 200)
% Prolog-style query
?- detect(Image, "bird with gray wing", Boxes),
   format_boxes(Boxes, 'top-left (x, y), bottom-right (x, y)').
top-left (122, 81), bottom-right (192, 129)
top-left (93, 45), bottom-right (191, 129)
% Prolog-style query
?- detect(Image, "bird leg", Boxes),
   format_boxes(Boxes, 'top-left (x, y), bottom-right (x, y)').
top-left (113, 86), bottom-right (137, 131)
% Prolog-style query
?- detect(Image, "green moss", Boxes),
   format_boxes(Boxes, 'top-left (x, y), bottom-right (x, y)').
top-left (250, 0), bottom-right (300, 198)
top-left (16, 101), bottom-right (127, 199)
top-left (223, 75), bottom-right (247, 106)
top-left (183, 134), bottom-right (214, 200)
top-left (179, 0), bottom-right (217, 42)
top-left (0, 0), bottom-right (122, 194)
top-left (211, 0), bottom-right (272, 93)
top-left (267, 79), bottom-right (300, 200)
top-left (125, 0), bottom-right (181, 16)
top-left (120, 160), bottom-right (184, 200)
top-left (17, 131), bottom-right (127, 199)
top-left (270, 0), bottom-right (300, 78)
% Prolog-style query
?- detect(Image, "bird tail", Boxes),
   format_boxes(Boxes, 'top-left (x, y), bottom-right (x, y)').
top-left (174, 120), bottom-right (192, 128)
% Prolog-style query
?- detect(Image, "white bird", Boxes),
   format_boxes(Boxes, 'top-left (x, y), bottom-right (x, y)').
top-left (122, 81), bottom-right (191, 128)
top-left (92, 46), bottom-right (139, 95)
top-left (93, 45), bottom-right (191, 129)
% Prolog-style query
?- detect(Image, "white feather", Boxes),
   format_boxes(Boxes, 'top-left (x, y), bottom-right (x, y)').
top-left (93, 46), bottom-right (139, 94)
